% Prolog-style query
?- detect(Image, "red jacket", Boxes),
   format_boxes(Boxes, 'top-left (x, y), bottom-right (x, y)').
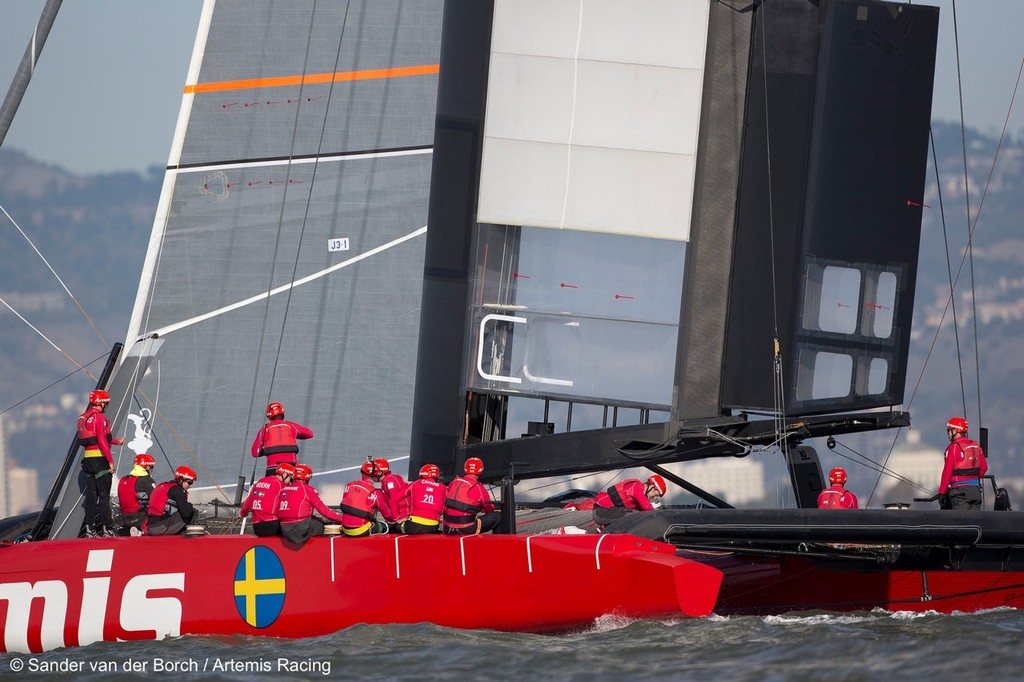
top-left (594, 479), bottom-right (656, 511)
top-left (250, 418), bottom-right (314, 469)
top-left (277, 481), bottom-right (342, 524)
top-left (405, 478), bottom-right (447, 524)
top-left (443, 475), bottom-right (495, 529)
top-left (240, 474), bottom-right (285, 523)
top-left (379, 472), bottom-right (410, 522)
top-left (817, 485), bottom-right (859, 509)
top-left (939, 437), bottom-right (988, 494)
top-left (340, 478), bottom-right (391, 530)
top-left (77, 407), bottom-right (123, 465)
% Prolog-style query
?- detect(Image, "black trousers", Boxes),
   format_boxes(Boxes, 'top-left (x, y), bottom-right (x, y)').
top-left (949, 486), bottom-right (983, 510)
top-left (81, 458), bottom-right (112, 530)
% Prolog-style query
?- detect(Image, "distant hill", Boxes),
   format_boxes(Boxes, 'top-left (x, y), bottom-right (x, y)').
top-left (0, 120), bottom-right (1022, 483)
top-left (0, 148), bottom-right (164, 475)
top-left (911, 122), bottom-right (1024, 463)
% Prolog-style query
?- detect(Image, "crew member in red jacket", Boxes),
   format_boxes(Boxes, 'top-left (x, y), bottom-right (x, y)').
top-left (442, 457), bottom-right (501, 535)
top-left (592, 474), bottom-right (666, 526)
top-left (77, 389), bottom-right (124, 537)
top-left (250, 401), bottom-right (314, 476)
top-left (117, 453), bottom-right (156, 535)
top-left (240, 462), bottom-right (295, 536)
top-left (339, 460), bottom-right (392, 537)
top-left (147, 466), bottom-right (197, 535)
top-left (374, 457), bottom-right (410, 528)
top-left (939, 416), bottom-right (989, 510)
top-left (817, 467), bottom-right (859, 509)
top-left (277, 463), bottom-right (343, 544)
top-left (595, 475), bottom-right (666, 510)
top-left (400, 464), bottom-right (446, 535)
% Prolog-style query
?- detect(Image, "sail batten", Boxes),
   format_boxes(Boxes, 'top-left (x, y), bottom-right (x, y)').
top-left (169, 145), bottom-right (432, 173)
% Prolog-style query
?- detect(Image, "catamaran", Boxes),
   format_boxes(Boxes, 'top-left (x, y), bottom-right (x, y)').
top-left (2, 0), bottom-right (1023, 655)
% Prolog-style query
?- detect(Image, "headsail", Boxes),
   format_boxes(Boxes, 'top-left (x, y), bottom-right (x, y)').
top-left (107, 0), bottom-right (443, 496)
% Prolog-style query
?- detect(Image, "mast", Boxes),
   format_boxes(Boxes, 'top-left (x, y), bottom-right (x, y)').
top-left (0, 0), bottom-right (63, 148)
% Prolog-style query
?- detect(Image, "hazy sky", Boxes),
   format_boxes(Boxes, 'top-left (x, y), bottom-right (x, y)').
top-left (1, 0), bottom-right (1022, 175)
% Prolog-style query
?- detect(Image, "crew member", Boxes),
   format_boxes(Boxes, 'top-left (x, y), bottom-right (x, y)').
top-left (442, 457), bottom-right (501, 535)
top-left (147, 465), bottom-right (198, 535)
top-left (117, 453), bottom-right (156, 535)
top-left (592, 474), bottom-right (666, 526)
top-left (400, 464), bottom-right (446, 535)
top-left (375, 457), bottom-right (410, 529)
top-left (939, 417), bottom-right (988, 510)
top-left (277, 463), bottom-right (343, 544)
top-left (77, 389), bottom-right (124, 538)
top-left (240, 462), bottom-right (295, 536)
top-left (339, 460), bottom-right (392, 537)
top-left (251, 401), bottom-right (314, 476)
top-left (817, 467), bottom-right (859, 509)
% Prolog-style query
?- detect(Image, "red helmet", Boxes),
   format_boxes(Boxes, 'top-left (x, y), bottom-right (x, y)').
top-left (361, 460), bottom-right (380, 478)
top-left (419, 464), bottom-right (440, 480)
top-left (373, 458), bottom-right (391, 476)
top-left (646, 474), bottom-right (667, 496)
top-left (266, 402), bottom-right (285, 419)
top-left (89, 389), bottom-right (110, 406)
top-left (174, 466), bottom-right (197, 483)
top-left (464, 457), bottom-right (484, 476)
top-left (829, 467), bottom-right (847, 485)
top-left (946, 417), bottom-right (968, 435)
top-left (134, 454), bottom-right (156, 468)
top-left (276, 462), bottom-right (296, 478)
top-left (293, 464), bottom-right (313, 482)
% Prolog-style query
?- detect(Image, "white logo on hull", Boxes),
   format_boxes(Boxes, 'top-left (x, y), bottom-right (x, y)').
top-left (0, 549), bottom-right (185, 653)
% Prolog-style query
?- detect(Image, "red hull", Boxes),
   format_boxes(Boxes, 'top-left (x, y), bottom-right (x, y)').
top-left (0, 533), bottom-right (721, 653)
top-left (685, 551), bottom-right (1024, 615)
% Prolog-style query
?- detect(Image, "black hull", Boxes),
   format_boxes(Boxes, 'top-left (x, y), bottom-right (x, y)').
top-left (606, 507), bottom-right (1024, 572)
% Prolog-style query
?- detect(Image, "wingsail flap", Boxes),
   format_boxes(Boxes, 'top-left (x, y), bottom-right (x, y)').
top-left (721, 0), bottom-right (939, 416)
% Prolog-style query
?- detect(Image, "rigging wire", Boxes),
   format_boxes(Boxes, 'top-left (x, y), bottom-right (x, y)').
top-left (0, 295), bottom-right (97, 381)
top-left (237, 0), bottom-right (345, 484)
top-left (0, 351), bottom-right (107, 417)
top-left (873, 7), bottom-right (1023, 502)
top-left (755, 1), bottom-right (791, 506)
top-left (950, 1), bottom-right (972, 420)
top-left (957, 51), bottom-right (1024, 430)
top-left (0, 202), bottom-right (107, 348)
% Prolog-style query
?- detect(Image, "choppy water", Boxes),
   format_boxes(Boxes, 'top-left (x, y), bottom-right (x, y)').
top-left (3, 609), bottom-right (1022, 681)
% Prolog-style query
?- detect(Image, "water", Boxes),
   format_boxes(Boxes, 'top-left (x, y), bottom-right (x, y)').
top-left (3, 609), bottom-right (1022, 681)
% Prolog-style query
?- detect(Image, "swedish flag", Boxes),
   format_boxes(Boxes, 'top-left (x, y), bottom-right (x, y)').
top-left (233, 546), bottom-right (286, 628)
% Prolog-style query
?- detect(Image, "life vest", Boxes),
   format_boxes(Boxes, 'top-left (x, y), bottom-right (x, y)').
top-left (407, 479), bottom-right (446, 525)
top-left (340, 479), bottom-right (378, 523)
top-left (605, 480), bottom-right (644, 510)
top-left (950, 438), bottom-right (985, 484)
top-left (76, 408), bottom-right (112, 452)
top-left (817, 485), bottom-right (856, 509)
top-left (117, 475), bottom-right (150, 514)
top-left (147, 481), bottom-right (178, 517)
top-left (444, 476), bottom-right (482, 528)
top-left (259, 420), bottom-right (299, 456)
top-left (380, 473), bottom-right (410, 520)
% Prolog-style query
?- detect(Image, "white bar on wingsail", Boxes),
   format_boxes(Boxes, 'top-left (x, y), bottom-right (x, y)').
top-left (176, 147), bottom-right (431, 175)
top-left (139, 226), bottom-right (426, 341)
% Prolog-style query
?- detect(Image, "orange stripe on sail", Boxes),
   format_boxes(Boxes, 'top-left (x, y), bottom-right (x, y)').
top-left (183, 63), bottom-right (439, 95)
